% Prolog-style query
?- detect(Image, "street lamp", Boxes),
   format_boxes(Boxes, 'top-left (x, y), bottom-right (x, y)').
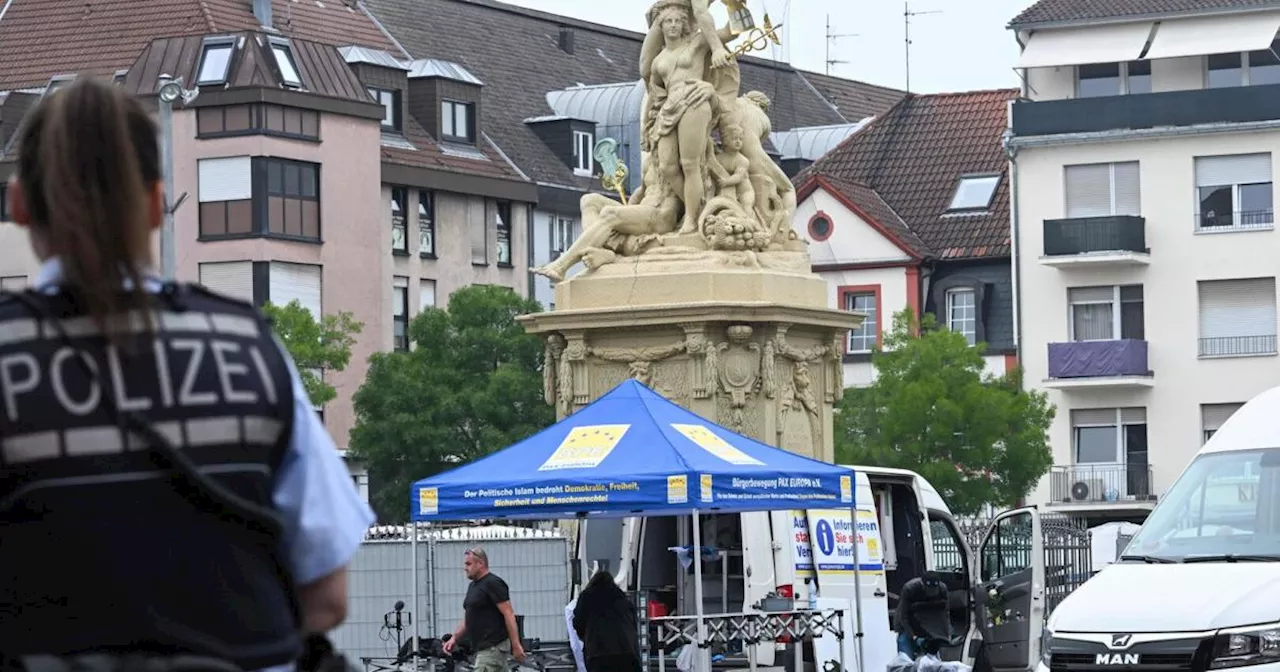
top-left (156, 74), bottom-right (199, 279)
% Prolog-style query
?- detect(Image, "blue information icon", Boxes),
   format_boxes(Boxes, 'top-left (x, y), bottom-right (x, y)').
top-left (815, 519), bottom-right (835, 556)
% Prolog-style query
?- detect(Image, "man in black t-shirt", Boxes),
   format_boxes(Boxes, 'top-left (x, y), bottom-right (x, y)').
top-left (443, 547), bottom-right (526, 671)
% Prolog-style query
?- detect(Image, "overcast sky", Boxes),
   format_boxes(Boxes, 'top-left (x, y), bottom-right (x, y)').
top-left (497, 0), bottom-right (1031, 94)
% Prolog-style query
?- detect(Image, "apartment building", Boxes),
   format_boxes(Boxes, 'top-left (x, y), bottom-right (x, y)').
top-left (0, 0), bottom-right (537, 492)
top-left (1008, 0), bottom-right (1280, 521)
top-left (361, 0), bottom-right (907, 308)
top-left (792, 89), bottom-right (1020, 387)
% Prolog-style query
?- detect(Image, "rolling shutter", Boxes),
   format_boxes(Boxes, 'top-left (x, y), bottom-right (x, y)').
top-left (1198, 278), bottom-right (1277, 339)
top-left (1065, 162), bottom-right (1140, 217)
top-left (1113, 162), bottom-right (1141, 216)
top-left (1195, 154), bottom-right (1272, 187)
top-left (0, 276), bottom-right (27, 291)
top-left (197, 156), bottom-right (252, 202)
top-left (420, 279), bottom-right (437, 311)
top-left (269, 261), bottom-right (322, 318)
top-left (198, 261), bottom-right (253, 302)
top-left (1202, 403), bottom-right (1244, 434)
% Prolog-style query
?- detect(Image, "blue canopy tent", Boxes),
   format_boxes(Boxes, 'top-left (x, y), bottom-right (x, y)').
top-left (406, 379), bottom-right (864, 672)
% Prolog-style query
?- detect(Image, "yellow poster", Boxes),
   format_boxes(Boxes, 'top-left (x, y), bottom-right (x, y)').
top-left (419, 487), bottom-right (439, 516)
top-left (668, 475), bottom-right (688, 504)
top-left (840, 475), bottom-right (852, 503)
top-left (538, 424), bottom-right (630, 471)
top-left (700, 474), bottom-right (713, 503)
top-left (671, 423), bottom-right (764, 466)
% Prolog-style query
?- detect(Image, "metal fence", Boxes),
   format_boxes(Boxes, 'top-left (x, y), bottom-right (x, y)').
top-left (330, 525), bottom-right (572, 663)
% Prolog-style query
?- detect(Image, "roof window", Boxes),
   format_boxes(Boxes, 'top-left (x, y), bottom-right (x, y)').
top-left (948, 174), bottom-right (1001, 212)
top-left (270, 40), bottom-right (303, 88)
top-left (196, 38), bottom-right (236, 86)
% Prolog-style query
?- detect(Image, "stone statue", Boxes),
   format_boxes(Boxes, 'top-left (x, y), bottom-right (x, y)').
top-left (779, 361), bottom-right (821, 456)
top-left (711, 324), bottom-right (762, 432)
top-left (530, 0), bottom-right (803, 283)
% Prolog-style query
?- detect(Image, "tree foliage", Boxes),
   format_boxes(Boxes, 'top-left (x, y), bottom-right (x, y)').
top-left (348, 284), bottom-right (553, 522)
top-left (261, 300), bottom-right (363, 407)
top-left (835, 309), bottom-right (1055, 515)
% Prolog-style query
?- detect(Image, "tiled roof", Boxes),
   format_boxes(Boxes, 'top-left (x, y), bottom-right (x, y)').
top-left (362, 0), bottom-right (905, 191)
top-left (800, 71), bottom-right (907, 122)
top-left (380, 114), bottom-right (528, 183)
top-left (1008, 0), bottom-right (1280, 27)
top-left (798, 88), bottom-right (1018, 261)
top-left (811, 173), bottom-right (931, 258)
top-left (0, 0), bottom-right (398, 91)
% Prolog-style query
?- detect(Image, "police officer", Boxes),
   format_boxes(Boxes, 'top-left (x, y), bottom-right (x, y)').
top-left (0, 77), bottom-right (374, 670)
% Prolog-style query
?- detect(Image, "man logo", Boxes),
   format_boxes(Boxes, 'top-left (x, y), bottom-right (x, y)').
top-left (1110, 634), bottom-right (1134, 650)
top-left (1095, 653), bottom-right (1140, 665)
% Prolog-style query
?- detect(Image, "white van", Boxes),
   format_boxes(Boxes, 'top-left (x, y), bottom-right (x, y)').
top-left (1031, 386), bottom-right (1280, 672)
top-left (578, 466), bottom-right (1084, 670)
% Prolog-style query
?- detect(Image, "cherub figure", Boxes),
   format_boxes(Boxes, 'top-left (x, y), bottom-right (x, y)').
top-left (712, 123), bottom-right (755, 212)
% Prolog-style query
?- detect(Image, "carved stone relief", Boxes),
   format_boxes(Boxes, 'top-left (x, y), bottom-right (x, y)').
top-left (710, 324), bottom-right (763, 433)
top-left (587, 339), bottom-right (686, 398)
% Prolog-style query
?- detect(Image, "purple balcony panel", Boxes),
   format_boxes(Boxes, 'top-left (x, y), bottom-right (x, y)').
top-left (1048, 339), bottom-right (1151, 379)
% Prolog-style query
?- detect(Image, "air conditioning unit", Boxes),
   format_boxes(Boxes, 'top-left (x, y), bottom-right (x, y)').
top-left (1070, 479), bottom-right (1104, 501)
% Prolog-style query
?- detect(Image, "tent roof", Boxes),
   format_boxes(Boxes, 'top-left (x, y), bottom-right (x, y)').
top-left (410, 379), bottom-right (854, 521)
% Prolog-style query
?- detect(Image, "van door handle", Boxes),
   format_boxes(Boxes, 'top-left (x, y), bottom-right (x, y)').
top-left (874, 589), bottom-right (886, 597)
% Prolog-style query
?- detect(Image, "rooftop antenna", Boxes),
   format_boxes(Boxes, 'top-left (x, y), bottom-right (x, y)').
top-left (825, 14), bottom-right (859, 76)
top-left (904, 0), bottom-right (941, 93)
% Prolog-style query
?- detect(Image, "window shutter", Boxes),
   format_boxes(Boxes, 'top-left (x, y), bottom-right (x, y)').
top-left (1119, 407), bottom-right (1146, 424)
top-left (1069, 286), bottom-right (1114, 303)
top-left (420, 279), bottom-right (436, 311)
top-left (198, 261), bottom-right (253, 302)
top-left (197, 156), bottom-right (252, 202)
top-left (1113, 161), bottom-right (1141, 216)
top-left (1072, 409), bottom-right (1116, 426)
top-left (470, 200), bottom-right (488, 263)
top-left (0, 276), bottom-right (27, 291)
top-left (269, 262), bottom-right (322, 318)
top-left (1202, 403), bottom-right (1244, 432)
top-left (1198, 278), bottom-right (1277, 339)
top-left (1064, 163), bottom-right (1113, 218)
top-left (1195, 153), bottom-right (1272, 187)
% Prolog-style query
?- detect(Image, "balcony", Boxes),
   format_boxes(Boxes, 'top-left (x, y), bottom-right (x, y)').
top-left (1199, 334), bottom-right (1278, 358)
top-left (1045, 340), bottom-right (1154, 390)
top-left (1049, 464), bottom-right (1157, 508)
top-left (1011, 83), bottom-right (1280, 138)
top-left (1040, 216), bottom-right (1150, 268)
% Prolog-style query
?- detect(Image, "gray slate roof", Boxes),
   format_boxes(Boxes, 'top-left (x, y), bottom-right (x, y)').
top-left (362, 0), bottom-right (906, 192)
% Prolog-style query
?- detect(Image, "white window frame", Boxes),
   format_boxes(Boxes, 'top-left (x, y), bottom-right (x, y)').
top-left (844, 291), bottom-right (878, 354)
top-left (196, 37), bottom-right (236, 86)
top-left (573, 130), bottom-right (595, 176)
top-left (1068, 285), bottom-right (1142, 342)
top-left (1197, 277), bottom-right (1279, 357)
top-left (945, 288), bottom-right (977, 345)
top-left (1071, 408), bottom-right (1146, 466)
top-left (369, 87), bottom-right (400, 130)
top-left (947, 174), bottom-right (1001, 212)
top-left (1193, 153), bottom-right (1274, 231)
top-left (552, 216), bottom-right (575, 256)
top-left (1074, 61), bottom-right (1151, 97)
top-left (269, 40), bottom-right (302, 88)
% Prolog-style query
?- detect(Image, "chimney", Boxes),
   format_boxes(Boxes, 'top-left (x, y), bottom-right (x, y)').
top-left (558, 26), bottom-right (575, 54)
top-left (253, 0), bottom-right (273, 29)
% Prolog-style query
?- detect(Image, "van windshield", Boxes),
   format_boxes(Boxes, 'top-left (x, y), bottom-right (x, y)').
top-left (1124, 448), bottom-right (1280, 562)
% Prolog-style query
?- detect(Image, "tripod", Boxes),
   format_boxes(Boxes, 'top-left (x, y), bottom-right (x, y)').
top-left (382, 600), bottom-right (412, 655)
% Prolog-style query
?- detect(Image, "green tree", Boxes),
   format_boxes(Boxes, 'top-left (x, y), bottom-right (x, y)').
top-left (348, 284), bottom-right (552, 522)
top-left (835, 309), bottom-right (1055, 515)
top-left (261, 300), bottom-right (363, 407)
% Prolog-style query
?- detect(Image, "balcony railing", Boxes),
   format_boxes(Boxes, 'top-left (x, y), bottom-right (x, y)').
top-left (1048, 339), bottom-right (1150, 379)
top-left (1043, 216), bottom-right (1148, 256)
top-left (1199, 334), bottom-right (1278, 357)
top-left (1196, 210), bottom-right (1275, 232)
top-left (1011, 82), bottom-right (1280, 137)
top-left (1050, 464), bottom-right (1155, 504)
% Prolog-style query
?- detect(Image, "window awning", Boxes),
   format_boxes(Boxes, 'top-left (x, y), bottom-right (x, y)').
top-left (1145, 11), bottom-right (1280, 60)
top-left (1016, 22), bottom-right (1154, 69)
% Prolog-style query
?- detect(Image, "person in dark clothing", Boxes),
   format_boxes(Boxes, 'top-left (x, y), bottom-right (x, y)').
top-left (444, 547), bottom-right (525, 672)
top-left (572, 571), bottom-right (641, 672)
top-left (895, 571), bottom-right (952, 658)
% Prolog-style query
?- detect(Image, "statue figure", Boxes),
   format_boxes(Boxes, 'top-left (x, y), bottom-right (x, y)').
top-left (720, 91), bottom-right (798, 244)
top-left (710, 122), bottom-right (754, 212)
top-left (779, 361), bottom-right (821, 456)
top-left (640, 0), bottom-right (741, 234)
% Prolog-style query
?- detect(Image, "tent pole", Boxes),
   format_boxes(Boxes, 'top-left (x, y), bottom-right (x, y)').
top-left (411, 520), bottom-right (420, 671)
top-left (850, 505), bottom-right (866, 672)
top-left (692, 510), bottom-right (709, 672)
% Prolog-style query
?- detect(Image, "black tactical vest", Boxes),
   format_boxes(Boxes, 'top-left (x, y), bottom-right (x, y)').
top-left (0, 283), bottom-right (301, 669)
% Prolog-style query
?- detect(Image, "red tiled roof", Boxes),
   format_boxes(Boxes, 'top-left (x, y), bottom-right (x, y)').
top-left (0, 0), bottom-right (397, 91)
top-left (798, 88), bottom-right (1018, 261)
top-left (1009, 0), bottom-right (1280, 27)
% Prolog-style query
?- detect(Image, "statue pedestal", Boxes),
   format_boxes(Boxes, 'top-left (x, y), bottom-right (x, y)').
top-left (520, 254), bottom-right (862, 463)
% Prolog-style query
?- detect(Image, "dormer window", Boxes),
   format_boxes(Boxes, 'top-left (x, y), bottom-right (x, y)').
top-left (948, 174), bottom-right (1001, 212)
top-left (573, 130), bottom-right (595, 176)
top-left (369, 88), bottom-right (401, 130)
top-left (442, 100), bottom-right (474, 143)
top-left (197, 38), bottom-right (235, 86)
top-left (269, 40), bottom-right (303, 88)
